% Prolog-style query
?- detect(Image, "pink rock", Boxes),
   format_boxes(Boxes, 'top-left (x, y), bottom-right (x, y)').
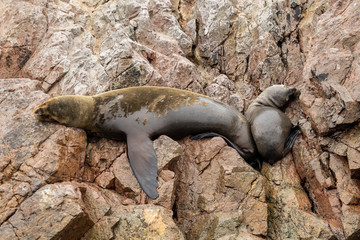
top-left (1, 0), bottom-right (360, 239)
top-left (111, 153), bottom-right (141, 198)
top-left (0, 183), bottom-right (94, 240)
top-left (329, 154), bottom-right (360, 205)
top-left (342, 204), bottom-right (360, 239)
top-left (175, 137), bottom-right (266, 237)
top-left (347, 148), bottom-right (360, 179)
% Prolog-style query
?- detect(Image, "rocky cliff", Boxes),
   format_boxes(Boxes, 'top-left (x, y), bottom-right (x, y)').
top-left (1, 0), bottom-right (359, 239)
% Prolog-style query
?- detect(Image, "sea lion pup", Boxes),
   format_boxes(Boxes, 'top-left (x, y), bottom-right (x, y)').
top-left (33, 86), bottom-right (261, 199)
top-left (245, 85), bottom-right (301, 164)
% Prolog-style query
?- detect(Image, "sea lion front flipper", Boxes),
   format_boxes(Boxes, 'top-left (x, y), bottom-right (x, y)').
top-left (126, 133), bottom-right (159, 199)
top-left (283, 127), bottom-right (301, 156)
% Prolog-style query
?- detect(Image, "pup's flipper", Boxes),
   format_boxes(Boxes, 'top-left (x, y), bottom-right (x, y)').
top-left (283, 127), bottom-right (301, 156)
top-left (126, 133), bottom-right (159, 199)
top-left (191, 132), bottom-right (262, 170)
top-left (191, 132), bottom-right (221, 140)
top-left (191, 132), bottom-right (242, 153)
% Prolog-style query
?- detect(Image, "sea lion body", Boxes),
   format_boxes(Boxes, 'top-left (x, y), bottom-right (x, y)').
top-left (93, 88), bottom-right (253, 147)
top-left (34, 86), bottom-right (259, 199)
top-left (245, 85), bottom-right (300, 164)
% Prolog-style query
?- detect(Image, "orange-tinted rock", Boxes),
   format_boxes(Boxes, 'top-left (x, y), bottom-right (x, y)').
top-left (175, 137), bottom-right (267, 238)
top-left (150, 170), bottom-right (175, 209)
top-left (342, 204), bottom-right (360, 239)
top-left (1, 0), bottom-right (360, 239)
top-left (292, 137), bottom-right (343, 227)
top-left (348, 148), bottom-right (360, 179)
top-left (0, 79), bottom-right (84, 224)
top-left (301, 0), bottom-right (360, 103)
top-left (111, 205), bottom-right (185, 240)
top-left (300, 84), bottom-right (359, 135)
top-left (329, 154), bottom-right (360, 205)
top-left (153, 135), bottom-right (182, 171)
top-left (239, 197), bottom-right (268, 236)
top-left (0, 183), bottom-right (94, 240)
top-left (112, 153), bottom-right (142, 198)
top-left (0, 2), bottom-right (47, 78)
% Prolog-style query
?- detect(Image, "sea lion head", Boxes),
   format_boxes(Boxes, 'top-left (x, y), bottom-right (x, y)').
top-left (256, 85), bottom-right (297, 108)
top-left (33, 95), bottom-right (94, 129)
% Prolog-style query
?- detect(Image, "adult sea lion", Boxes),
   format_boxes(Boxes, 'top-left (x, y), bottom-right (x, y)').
top-left (33, 86), bottom-right (260, 199)
top-left (245, 85), bottom-right (301, 164)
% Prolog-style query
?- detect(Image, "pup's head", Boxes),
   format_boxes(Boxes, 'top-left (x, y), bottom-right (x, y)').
top-left (258, 85), bottom-right (297, 108)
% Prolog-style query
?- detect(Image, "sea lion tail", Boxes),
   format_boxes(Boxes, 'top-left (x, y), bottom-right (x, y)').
top-left (126, 133), bottom-right (159, 199)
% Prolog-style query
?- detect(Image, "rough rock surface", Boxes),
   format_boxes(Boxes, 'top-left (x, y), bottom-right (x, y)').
top-left (1, 0), bottom-right (360, 239)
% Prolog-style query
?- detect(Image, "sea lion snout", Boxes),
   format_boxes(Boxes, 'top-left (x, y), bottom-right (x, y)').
top-left (33, 105), bottom-right (45, 118)
top-left (34, 108), bottom-right (41, 115)
top-left (286, 87), bottom-right (298, 101)
top-left (288, 87), bottom-right (297, 95)
top-left (33, 105), bottom-right (53, 122)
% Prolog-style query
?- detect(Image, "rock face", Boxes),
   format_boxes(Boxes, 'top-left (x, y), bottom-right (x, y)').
top-left (1, 0), bottom-right (359, 239)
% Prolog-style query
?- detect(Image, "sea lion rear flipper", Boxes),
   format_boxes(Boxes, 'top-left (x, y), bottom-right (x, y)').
top-left (191, 132), bottom-right (239, 151)
top-left (126, 133), bottom-right (159, 199)
top-left (283, 127), bottom-right (301, 156)
top-left (191, 132), bottom-right (222, 140)
top-left (191, 132), bottom-right (262, 169)
top-left (192, 132), bottom-right (262, 170)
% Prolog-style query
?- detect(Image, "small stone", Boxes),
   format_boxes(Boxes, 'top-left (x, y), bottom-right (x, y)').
top-left (153, 135), bottom-right (182, 171)
top-left (239, 197), bottom-right (268, 236)
top-left (111, 205), bottom-right (185, 239)
top-left (347, 148), bottom-right (360, 179)
top-left (1, 183), bottom-right (94, 240)
top-left (112, 154), bottom-right (141, 196)
top-left (342, 204), bottom-right (360, 239)
top-left (289, 208), bottom-right (335, 239)
top-left (150, 175), bottom-right (175, 209)
top-left (329, 154), bottom-right (360, 205)
top-left (82, 216), bottom-right (119, 240)
top-left (95, 171), bottom-right (115, 189)
top-left (159, 169), bottom-right (175, 182)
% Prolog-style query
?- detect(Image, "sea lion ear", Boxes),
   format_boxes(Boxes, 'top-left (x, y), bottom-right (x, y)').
top-left (126, 133), bottom-right (159, 199)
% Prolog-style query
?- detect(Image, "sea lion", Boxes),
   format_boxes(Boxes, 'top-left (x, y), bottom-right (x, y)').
top-left (245, 85), bottom-right (301, 164)
top-left (33, 86), bottom-right (260, 199)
